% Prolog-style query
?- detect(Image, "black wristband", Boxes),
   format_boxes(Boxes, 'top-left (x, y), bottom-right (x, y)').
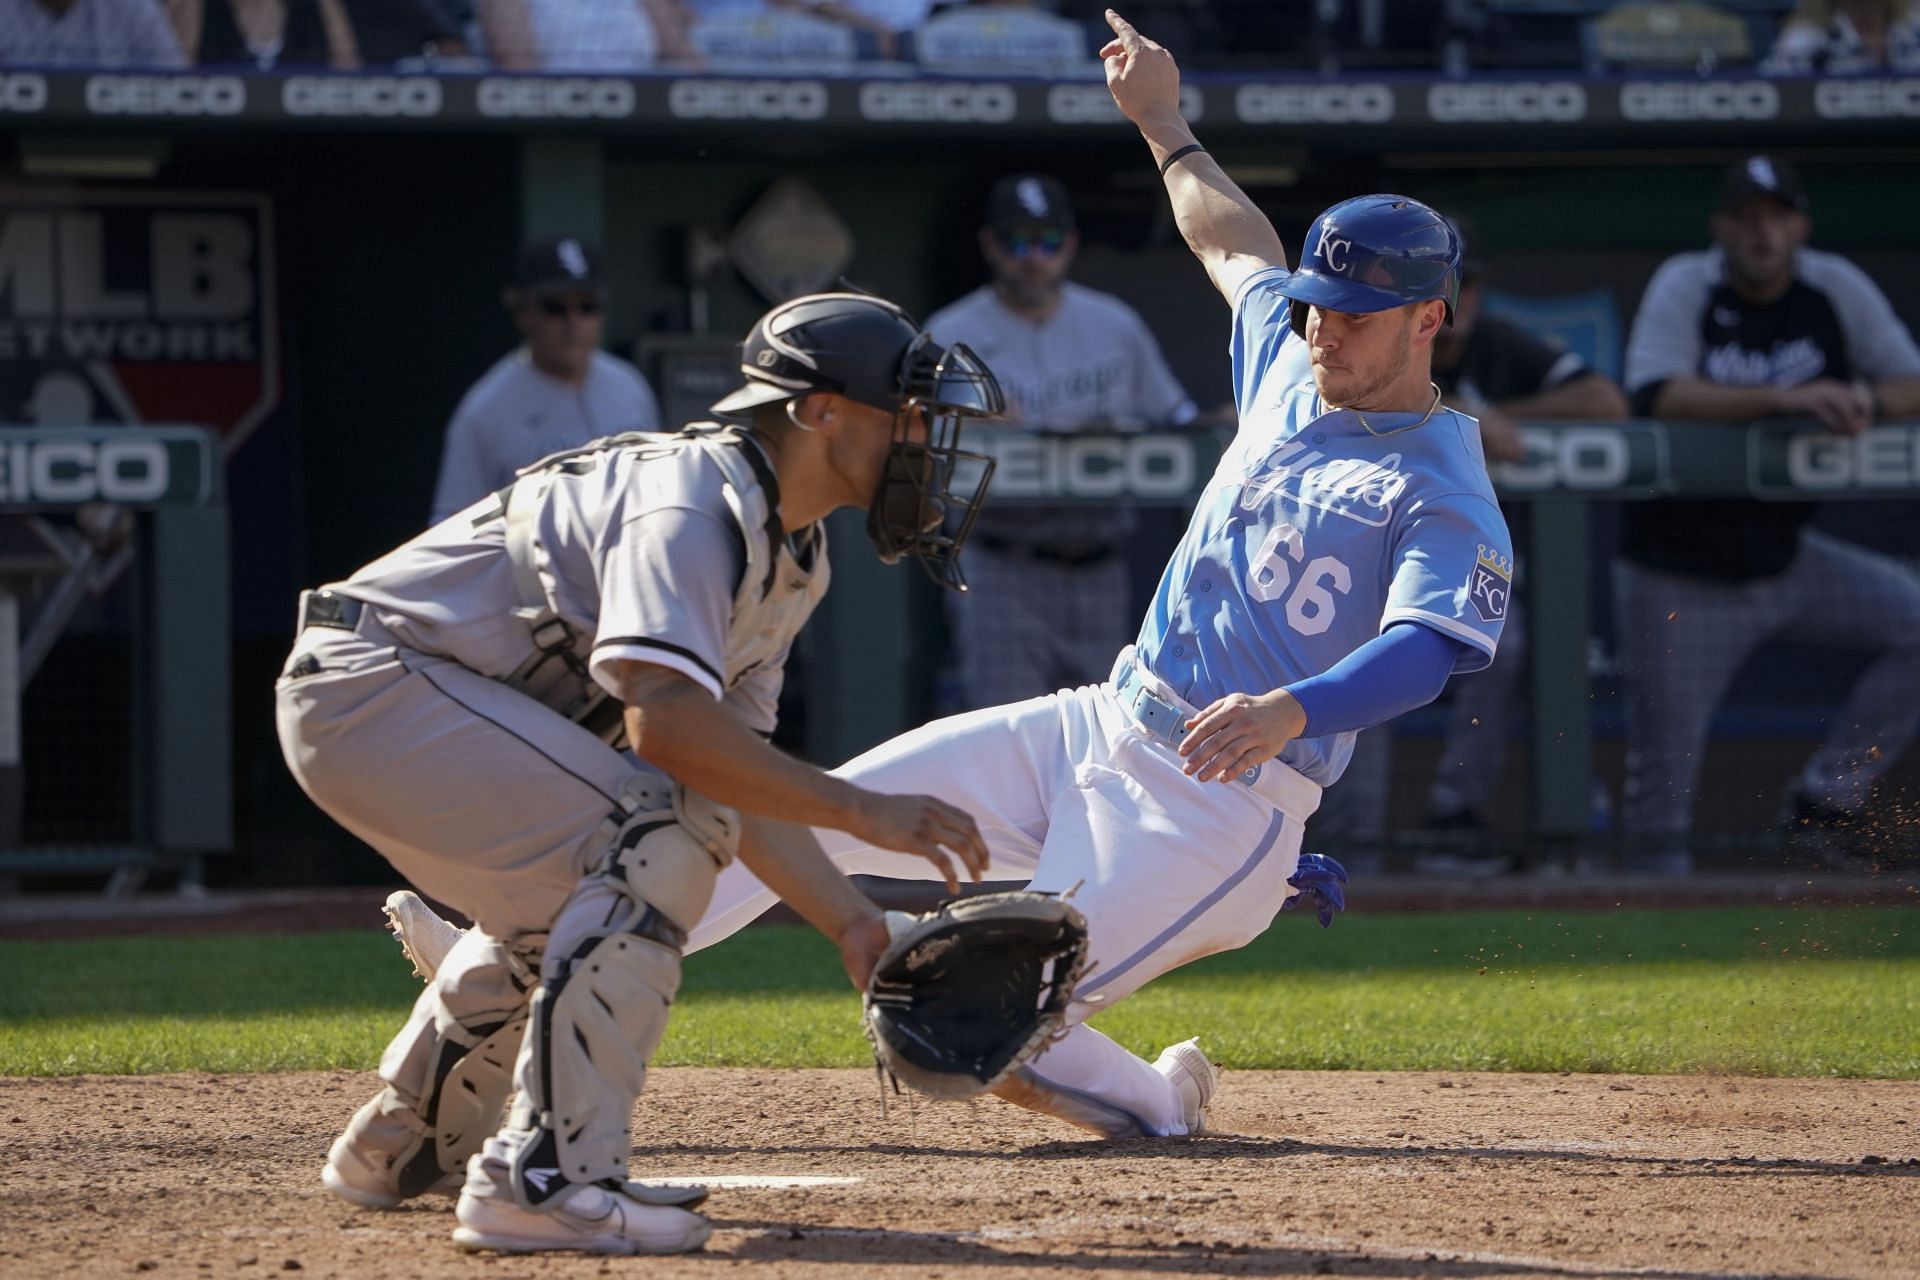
top-left (1159, 143), bottom-right (1206, 177)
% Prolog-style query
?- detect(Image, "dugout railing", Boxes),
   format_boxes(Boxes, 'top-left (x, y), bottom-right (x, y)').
top-left (805, 418), bottom-right (1920, 866)
top-left (0, 424), bottom-right (231, 894)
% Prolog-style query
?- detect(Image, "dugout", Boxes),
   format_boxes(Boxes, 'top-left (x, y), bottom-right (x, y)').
top-left (2, 64), bottom-right (1918, 885)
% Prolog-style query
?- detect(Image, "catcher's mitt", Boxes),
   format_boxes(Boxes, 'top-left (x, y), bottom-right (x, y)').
top-left (862, 891), bottom-right (1090, 1100)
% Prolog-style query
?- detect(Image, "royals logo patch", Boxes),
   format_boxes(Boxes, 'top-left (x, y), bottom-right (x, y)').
top-left (1468, 544), bottom-right (1512, 623)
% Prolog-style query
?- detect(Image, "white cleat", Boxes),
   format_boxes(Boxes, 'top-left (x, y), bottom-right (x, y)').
top-left (453, 1152), bottom-right (711, 1256)
top-left (384, 889), bottom-right (467, 982)
top-left (1152, 1037), bottom-right (1221, 1135)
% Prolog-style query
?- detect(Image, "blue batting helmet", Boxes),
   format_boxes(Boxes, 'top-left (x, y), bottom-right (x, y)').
top-left (1276, 195), bottom-right (1462, 333)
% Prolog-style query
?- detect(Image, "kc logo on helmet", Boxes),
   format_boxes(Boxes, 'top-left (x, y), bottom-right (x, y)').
top-left (1317, 235), bottom-right (1352, 273)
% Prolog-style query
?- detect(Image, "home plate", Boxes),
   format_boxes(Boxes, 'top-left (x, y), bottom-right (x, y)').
top-left (636, 1175), bottom-right (863, 1190)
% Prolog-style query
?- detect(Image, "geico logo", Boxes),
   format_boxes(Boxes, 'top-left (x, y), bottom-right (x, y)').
top-left (282, 76), bottom-right (441, 117)
top-left (667, 79), bottom-right (827, 119)
top-left (1785, 426), bottom-right (1920, 488)
top-left (1493, 426), bottom-right (1633, 490)
top-left (1428, 81), bottom-right (1585, 123)
top-left (1620, 80), bottom-right (1777, 121)
top-left (1814, 78), bottom-right (1920, 118)
top-left (0, 74), bottom-right (49, 113)
top-left (0, 439), bottom-right (169, 504)
top-left (1047, 82), bottom-right (1204, 124)
top-left (1234, 82), bottom-right (1393, 124)
top-left (859, 81), bottom-right (1016, 123)
top-left (978, 433), bottom-right (1196, 498)
top-left (477, 77), bottom-right (634, 118)
top-left (85, 75), bottom-right (246, 116)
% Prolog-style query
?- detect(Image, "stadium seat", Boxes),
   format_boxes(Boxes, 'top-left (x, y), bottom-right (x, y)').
top-left (1480, 287), bottom-right (1623, 382)
top-left (688, 10), bottom-right (859, 70)
top-left (914, 6), bottom-right (1088, 74)
top-left (1583, 1), bottom-right (1754, 70)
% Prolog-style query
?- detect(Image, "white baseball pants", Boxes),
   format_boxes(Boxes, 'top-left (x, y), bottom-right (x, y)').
top-left (690, 654), bottom-right (1319, 1136)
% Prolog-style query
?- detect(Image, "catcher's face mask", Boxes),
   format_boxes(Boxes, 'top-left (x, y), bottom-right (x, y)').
top-left (867, 334), bottom-right (1003, 592)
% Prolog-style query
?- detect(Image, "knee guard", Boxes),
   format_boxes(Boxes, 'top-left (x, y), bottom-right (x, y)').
top-left (505, 781), bottom-right (735, 1208)
top-left (371, 929), bottom-right (537, 1197)
top-left (424, 1007), bottom-right (528, 1183)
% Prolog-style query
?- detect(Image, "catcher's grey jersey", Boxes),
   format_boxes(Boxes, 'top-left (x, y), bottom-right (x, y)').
top-left (430, 349), bottom-right (663, 524)
top-left (335, 426), bottom-right (823, 736)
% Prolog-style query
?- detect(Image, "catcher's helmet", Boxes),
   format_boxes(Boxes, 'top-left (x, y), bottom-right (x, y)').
top-left (712, 293), bottom-right (927, 417)
top-left (710, 292), bottom-right (1006, 593)
top-left (1275, 195), bottom-right (1462, 334)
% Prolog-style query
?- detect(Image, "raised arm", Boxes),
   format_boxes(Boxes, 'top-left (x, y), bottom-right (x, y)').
top-left (1100, 9), bottom-right (1286, 304)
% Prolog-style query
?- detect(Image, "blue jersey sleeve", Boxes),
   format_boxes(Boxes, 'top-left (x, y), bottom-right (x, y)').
top-left (1287, 622), bottom-right (1466, 736)
top-left (1229, 267), bottom-right (1298, 421)
top-left (1381, 491), bottom-right (1512, 674)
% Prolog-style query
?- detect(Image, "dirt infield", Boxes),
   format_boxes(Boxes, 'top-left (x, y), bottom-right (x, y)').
top-left (3, 1068), bottom-right (1913, 1279)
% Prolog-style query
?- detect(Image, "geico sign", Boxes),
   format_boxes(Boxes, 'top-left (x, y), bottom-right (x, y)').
top-left (477, 77), bottom-right (634, 118)
top-left (1782, 426), bottom-right (1920, 489)
top-left (1048, 82), bottom-right (1204, 124)
top-left (1814, 78), bottom-right (1920, 119)
top-left (282, 76), bottom-right (441, 117)
top-left (1620, 80), bottom-right (1777, 121)
top-left (860, 81), bottom-right (1015, 123)
top-left (973, 433), bottom-right (1197, 500)
top-left (0, 438), bottom-right (170, 504)
top-left (667, 79), bottom-right (827, 120)
top-left (1493, 427), bottom-right (1636, 491)
top-left (0, 74), bottom-right (48, 113)
top-left (1235, 82), bottom-right (1393, 124)
top-left (86, 75), bottom-right (246, 116)
top-left (1429, 81), bottom-right (1585, 123)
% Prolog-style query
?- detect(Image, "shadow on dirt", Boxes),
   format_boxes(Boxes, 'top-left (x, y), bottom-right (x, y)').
top-left (718, 1221), bottom-right (1834, 1279)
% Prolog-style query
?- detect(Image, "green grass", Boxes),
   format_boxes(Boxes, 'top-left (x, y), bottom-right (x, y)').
top-left (2, 906), bottom-right (1915, 1078)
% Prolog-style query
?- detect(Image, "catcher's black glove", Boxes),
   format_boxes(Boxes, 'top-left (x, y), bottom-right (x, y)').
top-left (862, 890), bottom-right (1090, 1100)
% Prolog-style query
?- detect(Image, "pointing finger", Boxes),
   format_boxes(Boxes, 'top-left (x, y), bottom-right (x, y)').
top-left (1105, 8), bottom-right (1139, 45)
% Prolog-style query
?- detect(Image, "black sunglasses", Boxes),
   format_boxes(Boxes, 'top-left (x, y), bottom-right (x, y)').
top-left (999, 229), bottom-right (1067, 259)
top-left (538, 296), bottom-right (603, 318)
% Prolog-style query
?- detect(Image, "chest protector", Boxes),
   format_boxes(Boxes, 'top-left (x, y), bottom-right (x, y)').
top-left (495, 425), bottom-right (829, 744)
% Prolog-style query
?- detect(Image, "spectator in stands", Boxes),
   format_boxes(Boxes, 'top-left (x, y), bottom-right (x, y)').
top-left (479, 0), bottom-right (697, 69)
top-left (169, 0), bottom-right (469, 68)
top-left (1764, 0), bottom-right (1920, 73)
top-left (430, 238), bottom-right (663, 524)
top-left (1311, 218), bottom-right (1630, 876)
top-left (926, 174), bottom-right (1196, 710)
top-left (1, 0), bottom-right (186, 67)
top-left (788, 0), bottom-right (940, 59)
top-left (1617, 155), bottom-right (1920, 873)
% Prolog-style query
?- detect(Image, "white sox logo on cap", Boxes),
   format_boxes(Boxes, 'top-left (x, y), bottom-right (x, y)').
top-left (556, 238), bottom-right (589, 279)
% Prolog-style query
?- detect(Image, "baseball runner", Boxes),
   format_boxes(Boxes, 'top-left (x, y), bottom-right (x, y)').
top-left (387, 9), bottom-right (1511, 1142)
top-left (276, 292), bottom-right (1004, 1255)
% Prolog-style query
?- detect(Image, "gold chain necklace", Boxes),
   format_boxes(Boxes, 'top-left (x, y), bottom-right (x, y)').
top-left (1351, 383), bottom-right (1444, 438)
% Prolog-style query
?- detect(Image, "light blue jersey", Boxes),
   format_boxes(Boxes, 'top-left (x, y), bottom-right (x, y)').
top-left (1134, 266), bottom-right (1513, 787)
